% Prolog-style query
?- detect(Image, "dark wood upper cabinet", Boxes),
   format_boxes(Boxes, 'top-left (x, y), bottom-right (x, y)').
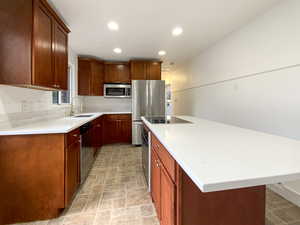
top-left (32, 0), bottom-right (54, 88)
top-left (130, 61), bottom-right (148, 80)
top-left (78, 57), bottom-right (104, 96)
top-left (147, 61), bottom-right (162, 80)
top-left (130, 60), bottom-right (162, 80)
top-left (104, 62), bottom-right (131, 84)
top-left (0, 0), bottom-right (70, 90)
top-left (91, 61), bottom-right (104, 96)
top-left (53, 23), bottom-right (68, 90)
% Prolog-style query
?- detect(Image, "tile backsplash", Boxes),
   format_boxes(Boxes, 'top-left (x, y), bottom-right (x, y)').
top-left (83, 96), bottom-right (132, 113)
top-left (0, 85), bottom-right (82, 128)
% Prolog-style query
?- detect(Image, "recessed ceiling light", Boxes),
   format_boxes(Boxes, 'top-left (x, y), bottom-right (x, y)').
top-left (172, 26), bottom-right (183, 36)
top-left (113, 48), bottom-right (122, 54)
top-left (158, 50), bottom-right (166, 56)
top-left (107, 21), bottom-right (119, 31)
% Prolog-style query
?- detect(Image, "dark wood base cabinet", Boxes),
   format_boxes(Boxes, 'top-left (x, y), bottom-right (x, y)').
top-left (178, 171), bottom-right (265, 225)
top-left (0, 134), bottom-right (67, 224)
top-left (150, 133), bottom-right (266, 225)
top-left (0, 114), bottom-right (132, 224)
top-left (103, 114), bottom-right (132, 145)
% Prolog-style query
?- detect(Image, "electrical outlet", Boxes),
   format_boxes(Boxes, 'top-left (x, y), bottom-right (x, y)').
top-left (21, 100), bottom-right (30, 113)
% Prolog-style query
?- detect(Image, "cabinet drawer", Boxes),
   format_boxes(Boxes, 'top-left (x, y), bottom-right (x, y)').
top-left (66, 129), bottom-right (80, 147)
top-left (92, 116), bottom-right (103, 126)
top-left (105, 114), bottom-right (131, 121)
top-left (151, 135), bottom-right (176, 182)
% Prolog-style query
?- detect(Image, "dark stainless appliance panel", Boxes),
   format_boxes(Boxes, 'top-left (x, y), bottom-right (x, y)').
top-left (142, 126), bottom-right (151, 189)
top-left (80, 123), bottom-right (94, 184)
top-left (104, 84), bottom-right (131, 98)
top-left (132, 80), bottom-right (148, 121)
top-left (148, 80), bottom-right (165, 117)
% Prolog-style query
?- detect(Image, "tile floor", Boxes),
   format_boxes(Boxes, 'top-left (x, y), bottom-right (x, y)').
top-left (13, 144), bottom-right (300, 225)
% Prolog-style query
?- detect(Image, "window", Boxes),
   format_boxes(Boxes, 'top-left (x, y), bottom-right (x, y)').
top-left (52, 66), bottom-right (74, 104)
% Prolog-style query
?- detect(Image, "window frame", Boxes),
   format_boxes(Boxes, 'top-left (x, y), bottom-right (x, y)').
top-left (52, 64), bottom-right (75, 105)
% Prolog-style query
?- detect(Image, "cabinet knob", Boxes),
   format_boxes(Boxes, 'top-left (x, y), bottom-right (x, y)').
top-left (155, 159), bottom-right (160, 168)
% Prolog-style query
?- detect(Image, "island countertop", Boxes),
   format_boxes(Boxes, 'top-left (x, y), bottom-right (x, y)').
top-left (142, 116), bottom-right (300, 192)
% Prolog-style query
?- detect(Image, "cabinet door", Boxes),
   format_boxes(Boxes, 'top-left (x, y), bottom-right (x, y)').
top-left (104, 64), bottom-right (130, 83)
top-left (130, 61), bottom-right (147, 80)
top-left (65, 139), bottom-right (80, 205)
top-left (91, 61), bottom-right (104, 96)
top-left (119, 119), bottom-right (132, 143)
top-left (93, 120), bottom-right (103, 148)
top-left (147, 62), bottom-right (161, 80)
top-left (161, 165), bottom-right (176, 225)
top-left (103, 118), bottom-right (119, 144)
top-left (32, 0), bottom-right (54, 88)
top-left (78, 59), bottom-right (92, 95)
top-left (151, 150), bottom-right (161, 219)
top-left (53, 23), bottom-right (68, 90)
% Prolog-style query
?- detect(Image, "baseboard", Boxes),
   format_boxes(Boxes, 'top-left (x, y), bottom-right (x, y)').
top-left (268, 183), bottom-right (300, 207)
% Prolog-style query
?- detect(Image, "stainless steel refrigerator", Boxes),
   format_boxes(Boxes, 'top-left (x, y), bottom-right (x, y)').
top-left (132, 80), bottom-right (166, 145)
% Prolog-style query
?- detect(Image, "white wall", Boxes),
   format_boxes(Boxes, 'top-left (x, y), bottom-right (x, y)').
top-left (168, 0), bottom-right (300, 201)
top-left (170, 0), bottom-right (300, 139)
top-left (83, 96), bottom-right (132, 113)
top-left (0, 48), bottom-right (82, 128)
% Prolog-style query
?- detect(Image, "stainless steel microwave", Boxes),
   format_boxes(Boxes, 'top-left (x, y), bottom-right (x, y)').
top-left (104, 84), bottom-right (131, 98)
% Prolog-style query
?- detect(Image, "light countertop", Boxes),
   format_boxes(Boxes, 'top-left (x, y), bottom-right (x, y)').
top-left (0, 112), bottom-right (131, 136)
top-left (142, 116), bottom-right (300, 192)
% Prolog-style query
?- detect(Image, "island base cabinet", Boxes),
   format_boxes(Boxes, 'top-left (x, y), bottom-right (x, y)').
top-left (150, 131), bottom-right (266, 225)
top-left (160, 165), bottom-right (175, 225)
top-left (151, 150), bottom-right (161, 219)
top-left (178, 169), bottom-right (266, 225)
top-left (151, 147), bottom-right (176, 225)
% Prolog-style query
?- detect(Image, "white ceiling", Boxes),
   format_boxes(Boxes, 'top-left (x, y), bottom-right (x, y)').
top-left (49, 0), bottom-right (280, 65)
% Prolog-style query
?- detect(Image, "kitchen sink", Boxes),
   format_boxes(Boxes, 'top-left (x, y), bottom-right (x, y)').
top-left (73, 115), bottom-right (94, 118)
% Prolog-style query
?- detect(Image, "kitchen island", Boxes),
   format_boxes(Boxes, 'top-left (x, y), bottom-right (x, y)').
top-left (142, 116), bottom-right (300, 225)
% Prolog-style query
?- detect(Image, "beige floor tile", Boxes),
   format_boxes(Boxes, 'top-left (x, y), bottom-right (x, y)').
top-left (288, 222), bottom-right (300, 225)
top-left (102, 190), bottom-right (126, 200)
top-left (62, 213), bottom-right (96, 225)
top-left (65, 195), bottom-right (89, 216)
top-left (273, 206), bottom-right (300, 223)
top-left (83, 194), bottom-right (102, 213)
top-left (140, 205), bottom-right (155, 217)
top-left (15, 144), bottom-right (300, 225)
top-left (142, 216), bottom-right (159, 225)
top-left (93, 210), bottom-right (112, 225)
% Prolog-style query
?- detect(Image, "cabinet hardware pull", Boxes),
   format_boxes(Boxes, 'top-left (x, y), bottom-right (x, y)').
top-left (73, 134), bottom-right (78, 137)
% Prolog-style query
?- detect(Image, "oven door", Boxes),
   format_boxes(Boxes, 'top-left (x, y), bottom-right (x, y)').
top-left (142, 126), bottom-right (151, 190)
